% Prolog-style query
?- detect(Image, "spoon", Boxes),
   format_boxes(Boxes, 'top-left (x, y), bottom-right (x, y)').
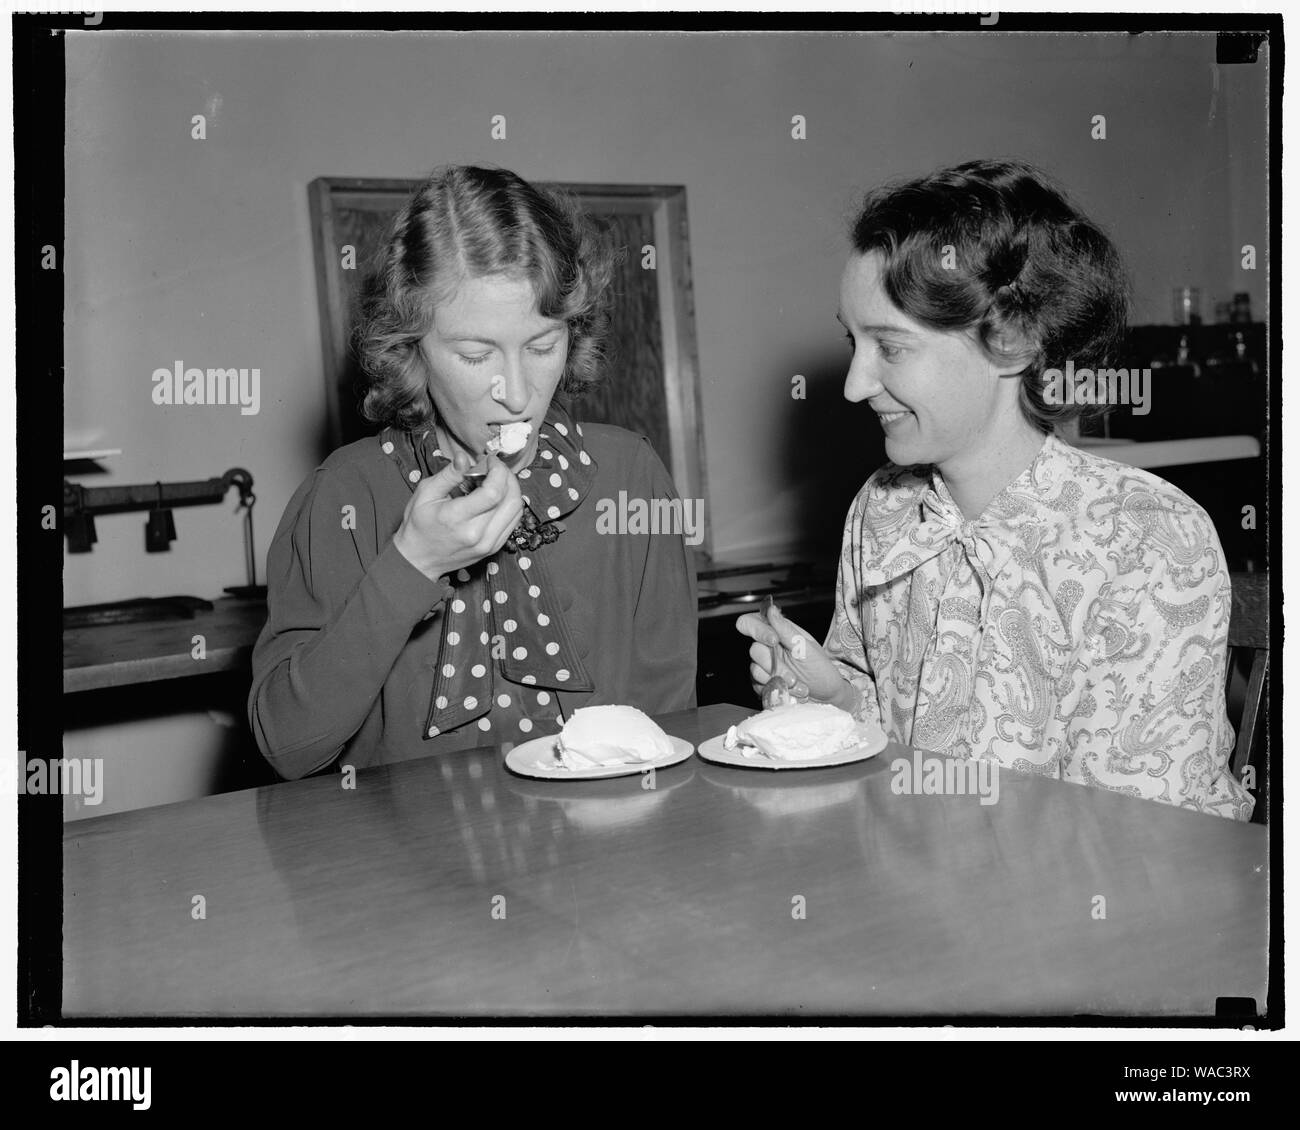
top-left (448, 453), bottom-right (492, 499)
top-left (759, 596), bottom-right (792, 709)
top-left (449, 469), bottom-right (488, 499)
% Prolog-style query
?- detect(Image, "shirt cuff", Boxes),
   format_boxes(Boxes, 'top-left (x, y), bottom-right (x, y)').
top-left (368, 540), bottom-right (454, 623)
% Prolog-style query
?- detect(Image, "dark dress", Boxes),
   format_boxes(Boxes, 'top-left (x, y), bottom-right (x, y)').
top-left (248, 420), bottom-right (698, 779)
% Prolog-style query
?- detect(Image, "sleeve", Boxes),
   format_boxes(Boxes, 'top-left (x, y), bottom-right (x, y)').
top-left (247, 465), bottom-right (452, 780)
top-left (628, 436), bottom-right (698, 713)
top-left (822, 488), bottom-right (883, 726)
top-left (1060, 510), bottom-right (1254, 821)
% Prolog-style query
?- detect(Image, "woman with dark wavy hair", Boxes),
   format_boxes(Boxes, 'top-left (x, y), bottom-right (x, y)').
top-left (250, 165), bottom-right (696, 778)
top-left (739, 158), bottom-right (1253, 820)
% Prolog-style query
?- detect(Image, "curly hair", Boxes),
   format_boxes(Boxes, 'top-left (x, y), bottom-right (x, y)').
top-left (848, 158), bottom-right (1130, 433)
top-left (355, 165), bottom-right (618, 431)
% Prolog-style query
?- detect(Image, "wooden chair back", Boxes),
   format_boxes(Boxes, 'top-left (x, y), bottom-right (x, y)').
top-left (1227, 572), bottom-right (1269, 781)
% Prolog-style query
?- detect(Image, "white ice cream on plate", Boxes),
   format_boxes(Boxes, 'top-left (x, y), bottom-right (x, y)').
top-left (723, 702), bottom-right (862, 761)
top-left (486, 421), bottom-right (532, 456)
top-left (542, 704), bottom-right (675, 770)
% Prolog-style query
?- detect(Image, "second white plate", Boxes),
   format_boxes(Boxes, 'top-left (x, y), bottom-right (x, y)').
top-left (697, 723), bottom-right (887, 770)
top-left (504, 734), bottom-right (694, 780)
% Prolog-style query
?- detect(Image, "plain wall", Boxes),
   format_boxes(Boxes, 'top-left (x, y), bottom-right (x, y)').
top-left (62, 30), bottom-right (1270, 812)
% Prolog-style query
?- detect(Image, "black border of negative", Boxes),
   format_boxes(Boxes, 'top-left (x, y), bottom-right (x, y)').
top-left (14, 10), bottom-right (1284, 1037)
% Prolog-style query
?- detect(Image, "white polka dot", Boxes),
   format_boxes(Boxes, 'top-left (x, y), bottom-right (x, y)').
top-left (504, 618), bottom-right (518, 633)
top-left (528, 585), bottom-right (540, 598)
top-left (464, 696), bottom-right (477, 710)
top-left (382, 440), bottom-right (394, 454)
top-left (568, 488), bottom-right (579, 500)
top-left (513, 646), bottom-right (528, 661)
top-left (432, 449), bottom-right (444, 458)
top-left (556, 669), bottom-right (570, 681)
top-left (408, 469), bottom-right (421, 483)
top-left (546, 642), bottom-right (559, 656)
top-left (555, 714), bottom-right (564, 723)
top-left (494, 591), bottom-right (508, 604)
top-left (482, 599), bottom-right (491, 613)
top-left (471, 663), bottom-right (486, 678)
top-left (519, 469), bottom-right (531, 479)
top-left (579, 451), bottom-right (591, 465)
top-left (541, 450), bottom-right (553, 460)
top-left (457, 569), bottom-right (470, 582)
top-left (442, 664), bottom-right (455, 678)
top-left (428, 725), bottom-right (439, 737)
top-left (519, 718), bottom-right (534, 733)
top-left (537, 691), bottom-right (551, 705)
top-left (478, 718), bottom-right (491, 731)
top-left (518, 556), bottom-right (531, 570)
top-left (549, 473), bottom-right (562, 488)
top-left (537, 613), bottom-right (550, 626)
top-left (436, 695), bottom-right (448, 709)
top-left (554, 422), bottom-right (568, 435)
top-left (547, 506), bottom-right (560, 519)
top-left (447, 631), bottom-right (460, 645)
top-left (497, 693), bottom-right (511, 708)
top-left (576, 424), bottom-right (583, 436)
top-left (558, 455), bottom-right (569, 470)
top-left (522, 675), bottom-right (537, 685)
top-left (451, 598), bottom-right (465, 613)
top-left (522, 495), bottom-right (531, 506)
top-left (487, 561), bottom-right (499, 575)
top-left (480, 631), bottom-right (489, 644)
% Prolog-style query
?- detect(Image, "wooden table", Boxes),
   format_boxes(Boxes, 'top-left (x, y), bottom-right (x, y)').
top-left (63, 704), bottom-right (1269, 1017)
top-left (62, 597), bottom-right (268, 693)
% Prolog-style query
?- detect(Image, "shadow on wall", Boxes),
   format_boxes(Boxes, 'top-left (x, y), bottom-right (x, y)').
top-left (773, 352), bottom-right (888, 557)
top-left (313, 401), bottom-right (340, 467)
top-left (64, 674), bottom-right (277, 820)
top-left (306, 347), bottom-right (362, 466)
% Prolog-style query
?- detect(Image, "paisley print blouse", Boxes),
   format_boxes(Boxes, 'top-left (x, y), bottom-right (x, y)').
top-left (824, 433), bottom-right (1254, 821)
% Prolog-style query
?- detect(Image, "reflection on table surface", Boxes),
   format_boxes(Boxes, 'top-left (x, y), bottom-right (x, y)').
top-left (64, 703), bottom-right (1268, 1017)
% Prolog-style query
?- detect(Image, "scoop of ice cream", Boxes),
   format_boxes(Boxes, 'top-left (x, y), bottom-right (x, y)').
top-left (552, 704), bottom-right (675, 768)
top-left (726, 702), bottom-right (860, 761)
top-left (486, 421), bottom-right (533, 456)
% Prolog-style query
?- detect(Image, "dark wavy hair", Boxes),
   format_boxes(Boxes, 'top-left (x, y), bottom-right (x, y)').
top-left (355, 165), bottom-right (617, 430)
top-left (849, 158), bottom-right (1130, 432)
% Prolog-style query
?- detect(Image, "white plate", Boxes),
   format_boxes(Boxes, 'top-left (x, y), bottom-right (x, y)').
top-left (504, 734), bottom-right (695, 780)
top-left (697, 723), bottom-right (887, 770)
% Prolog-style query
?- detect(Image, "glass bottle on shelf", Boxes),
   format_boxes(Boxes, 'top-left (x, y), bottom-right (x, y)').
top-left (1175, 333), bottom-right (1202, 377)
top-left (1173, 286), bottom-right (1202, 325)
top-left (1234, 331), bottom-right (1260, 376)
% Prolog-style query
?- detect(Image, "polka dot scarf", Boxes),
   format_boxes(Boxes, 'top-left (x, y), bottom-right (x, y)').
top-left (379, 403), bottom-right (598, 743)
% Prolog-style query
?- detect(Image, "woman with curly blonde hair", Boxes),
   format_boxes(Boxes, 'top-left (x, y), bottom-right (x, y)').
top-left (250, 165), bottom-right (697, 778)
